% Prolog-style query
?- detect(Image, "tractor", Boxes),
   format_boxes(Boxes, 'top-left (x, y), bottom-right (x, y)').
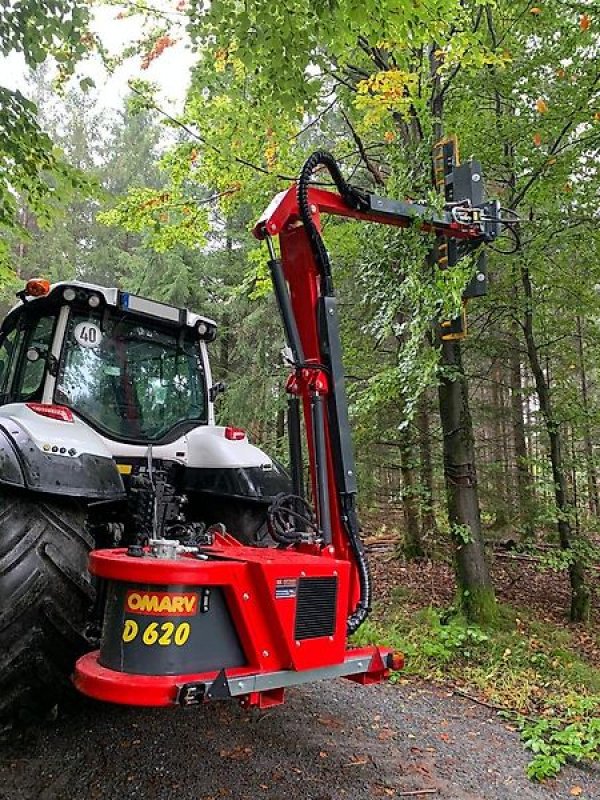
top-left (1, 147), bottom-right (505, 719)
top-left (0, 281), bottom-right (290, 721)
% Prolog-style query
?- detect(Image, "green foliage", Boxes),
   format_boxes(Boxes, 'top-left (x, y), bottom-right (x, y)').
top-left (451, 522), bottom-right (473, 545)
top-left (0, 1), bottom-right (95, 265)
top-left (518, 697), bottom-right (600, 781)
top-left (416, 612), bottom-right (490, 663)
top-left (0, 1), bottom-right (91, 69)
top-left (98, 187), bottom-right (209, 253)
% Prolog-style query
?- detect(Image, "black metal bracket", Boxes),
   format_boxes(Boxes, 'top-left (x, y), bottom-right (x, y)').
top-left (176, 681), bottom-right (206, 706)
top-left (205, 668), bottom-right (232, 701)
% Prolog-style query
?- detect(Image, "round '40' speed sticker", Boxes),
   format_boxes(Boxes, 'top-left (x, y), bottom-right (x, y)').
top-left (74, 321), bottom-right (102, 348)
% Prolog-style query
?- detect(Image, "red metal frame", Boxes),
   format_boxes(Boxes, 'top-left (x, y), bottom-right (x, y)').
top-left (74, 534), bottom-right (392, 707)
top-left (252, 184), bottom-right (486, 612)
top-left (255, 185), bottom-right (482, 240)
top-left (74, 644), bottom-right (390, 709)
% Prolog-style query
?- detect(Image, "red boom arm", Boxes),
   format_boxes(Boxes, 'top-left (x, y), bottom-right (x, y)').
top-left (253, 160), bottom-right (498, 631)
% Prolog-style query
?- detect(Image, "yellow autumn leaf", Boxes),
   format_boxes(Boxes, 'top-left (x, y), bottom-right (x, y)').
top-left (535, 98), bottom-right (548, 113)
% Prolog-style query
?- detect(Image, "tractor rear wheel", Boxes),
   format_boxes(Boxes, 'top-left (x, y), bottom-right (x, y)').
top-left (0, 488), bottom-right (93, 725)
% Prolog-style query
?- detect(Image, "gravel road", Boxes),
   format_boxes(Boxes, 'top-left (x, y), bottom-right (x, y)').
top-left (0, 680), bottom-right (598, 800)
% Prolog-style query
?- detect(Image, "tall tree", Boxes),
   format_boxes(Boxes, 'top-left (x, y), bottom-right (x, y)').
top-left (0, 0), bottom-right (93, 269)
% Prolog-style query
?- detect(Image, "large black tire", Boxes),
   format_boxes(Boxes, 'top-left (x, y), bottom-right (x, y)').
top-left (0, 488), bottom-right (93, 725)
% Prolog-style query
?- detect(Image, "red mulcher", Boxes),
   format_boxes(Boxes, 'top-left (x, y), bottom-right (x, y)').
top-left (74, 147), bottom-right (500, 709)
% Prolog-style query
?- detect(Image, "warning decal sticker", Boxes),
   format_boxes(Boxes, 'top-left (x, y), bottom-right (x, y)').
top-left (275, 578), bottom-right (297, 599)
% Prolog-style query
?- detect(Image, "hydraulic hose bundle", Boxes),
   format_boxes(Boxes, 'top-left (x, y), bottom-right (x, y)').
top-left (296, 151), bottom-right (372, 635)
top-left (267, 492), bottom-right (320, 545)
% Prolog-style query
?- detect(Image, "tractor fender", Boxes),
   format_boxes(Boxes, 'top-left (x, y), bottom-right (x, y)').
top-left (185, 426), bottom-right (278, 469)
top-left (0, 404), bottom-right (125, 500)
top-left (182, 426), bottom-right (291, 502)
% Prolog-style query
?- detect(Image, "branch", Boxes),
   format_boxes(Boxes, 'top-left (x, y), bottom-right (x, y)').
top-left (121, 1), bottom-right (188, 19)
top-left (292, 97), bottom-right (338, 140)
top-left (511, 71), bottom-right (600, 209)
top-left (340, 109), bottom-right (386, 187)
top-left (128, 85), bottom-right (298, 182)
top-left (438, 5), bottom-right (485, 100)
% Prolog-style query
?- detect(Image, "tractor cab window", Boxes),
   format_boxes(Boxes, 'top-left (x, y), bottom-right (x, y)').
top-left (0, 327), bottom-right (19, 401)
top-left (56, 310), bottom-right (207, 441)
top-left (0, 313), bottom-right (56, 404)
top-left (14, 315), bottom-right (56, 401)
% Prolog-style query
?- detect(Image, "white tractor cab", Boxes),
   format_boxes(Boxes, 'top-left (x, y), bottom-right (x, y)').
top-left (0, 279), bottom-right (289, 527)
top-left (0, 279), bottom-right (290, 722)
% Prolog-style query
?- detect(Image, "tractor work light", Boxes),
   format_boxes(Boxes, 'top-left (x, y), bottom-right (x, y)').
top-left (388, 652), bottom-right (405, 671)
top-left (63, 287), bottom-right (77, 301)
top-left (197, 319), bottom-right (217, 341)
top-left (25, 279), bottom-right (50, 297)
top-left (88, 293), bottom-right (101, 308)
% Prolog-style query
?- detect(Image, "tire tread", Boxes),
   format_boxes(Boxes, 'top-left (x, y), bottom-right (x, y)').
top-left (0, 489), bottom-right (92, 723)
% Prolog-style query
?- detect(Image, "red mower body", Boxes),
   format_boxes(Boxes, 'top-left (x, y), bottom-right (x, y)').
top-left (74, 532), bottom-right (393, 708)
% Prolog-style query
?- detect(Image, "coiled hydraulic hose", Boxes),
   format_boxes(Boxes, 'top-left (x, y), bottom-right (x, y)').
top-left (296, 151), bottom-right (372, 635)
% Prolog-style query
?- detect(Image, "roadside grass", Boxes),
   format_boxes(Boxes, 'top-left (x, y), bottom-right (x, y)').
top-left (353, 601), bottom-right (600, 780)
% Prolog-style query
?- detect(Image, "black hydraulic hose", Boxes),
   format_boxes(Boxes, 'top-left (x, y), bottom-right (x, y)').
top-left (342, 495), bottom-right (372, 635)
top-left (297, 151), bottom-right (369, 296)
top-left (296, 151), bottom-right (372, 635)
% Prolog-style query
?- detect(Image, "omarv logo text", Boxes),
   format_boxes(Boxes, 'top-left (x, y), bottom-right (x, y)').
top-left (125, 590), bottom-right (198, 617)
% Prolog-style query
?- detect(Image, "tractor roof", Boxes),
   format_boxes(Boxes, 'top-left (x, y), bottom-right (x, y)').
top-left (4, 280), bottom-right (217, 336)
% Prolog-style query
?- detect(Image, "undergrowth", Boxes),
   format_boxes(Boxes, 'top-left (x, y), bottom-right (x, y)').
top-left (352, 603), bottom-right (600, 780)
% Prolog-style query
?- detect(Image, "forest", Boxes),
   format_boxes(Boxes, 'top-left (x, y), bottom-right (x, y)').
top-left (2, 0), bottom-right (600, 788)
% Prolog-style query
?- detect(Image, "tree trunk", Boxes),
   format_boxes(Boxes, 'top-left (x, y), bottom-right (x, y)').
top-left (509, 327), bottom-right (535, 538)
top-left (276, 405), bottom-right (285, 444)
top-left (417, 394), bottom-right (439, 540)
top-left (397, 423), bottom-right (425, 560)
top-left (431, 61), bottom-right (496, 624)
top-left (491, 360), bottom-right (510, 528)
top-left (520, 264), bottom-right (589, 622)
top-left (438, 340), bottom-right (496, 623)
top-left (576, 316), bottom-right (599, 517)
top-left (393, 322), bottom-right (425, 559)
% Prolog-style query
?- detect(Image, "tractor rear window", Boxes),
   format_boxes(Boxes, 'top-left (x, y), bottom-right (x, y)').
top-left (56, 310), bottom-right (207, 441)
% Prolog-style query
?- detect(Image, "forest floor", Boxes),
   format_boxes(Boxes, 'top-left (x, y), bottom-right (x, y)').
top-left (367, 535), bottom-right (600, 669)
top-left (1, 676), bottom-right (599, 799)
top-left (1, 542), bottom-right (599, 800)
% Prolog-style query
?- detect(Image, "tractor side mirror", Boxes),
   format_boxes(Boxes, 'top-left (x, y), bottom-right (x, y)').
top-left (209, 381), bottom-right (226, 402)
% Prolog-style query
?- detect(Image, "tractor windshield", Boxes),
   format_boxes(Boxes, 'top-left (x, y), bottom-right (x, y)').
top-left (56, 309), bottom-right (207, 442)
